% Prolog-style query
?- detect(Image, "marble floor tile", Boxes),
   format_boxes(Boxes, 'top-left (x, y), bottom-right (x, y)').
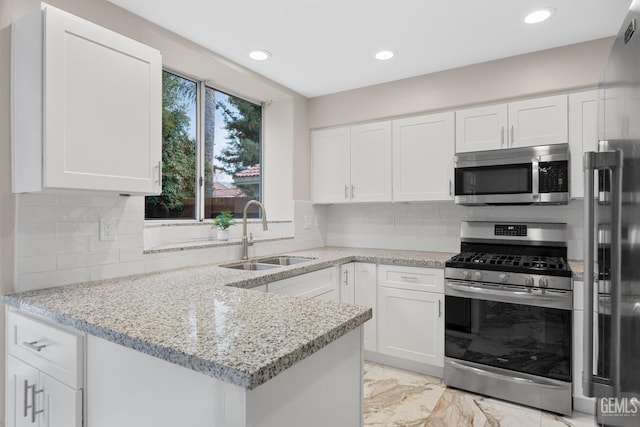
top-left (363, 362), bottom-right (597, 427)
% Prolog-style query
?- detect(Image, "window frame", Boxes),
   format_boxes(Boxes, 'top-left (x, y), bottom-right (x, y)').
top-left (146, 68), bottom-right (264, 223)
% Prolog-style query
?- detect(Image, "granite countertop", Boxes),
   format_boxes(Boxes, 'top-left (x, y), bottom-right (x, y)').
top-left (2, 246), bottom-right (583, 390)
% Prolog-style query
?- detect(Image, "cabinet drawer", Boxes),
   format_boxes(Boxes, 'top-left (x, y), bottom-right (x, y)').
top-left (378, 265), bottom-right (444, 293)
top-left (7, 311), bottom-right (84, 388)
top-left (268, 267), bottom-right (338, 301)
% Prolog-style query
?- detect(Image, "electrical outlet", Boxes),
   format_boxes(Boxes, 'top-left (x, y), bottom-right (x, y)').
top-left (100, 218), bottom-right (116, 241)
top-left (304, 215), bottom-right (313, 229)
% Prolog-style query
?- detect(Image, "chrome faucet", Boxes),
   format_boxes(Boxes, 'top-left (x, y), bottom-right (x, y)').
top-left (241, 200), bottom-right (268, 260)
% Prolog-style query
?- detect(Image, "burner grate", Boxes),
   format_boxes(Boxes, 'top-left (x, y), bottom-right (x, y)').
top-left (450, 252), bottom-right (568, 272)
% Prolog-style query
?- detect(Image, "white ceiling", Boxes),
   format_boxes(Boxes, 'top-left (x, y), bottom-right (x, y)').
top-left (107, 0), bottom-right (632, 98)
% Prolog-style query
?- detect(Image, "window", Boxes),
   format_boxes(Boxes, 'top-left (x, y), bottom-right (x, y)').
top-left (145, 71), bottom-right (263, 220)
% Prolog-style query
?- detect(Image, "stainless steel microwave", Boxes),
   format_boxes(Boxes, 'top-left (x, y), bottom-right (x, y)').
top-left (454, 144), bottom-right (569, 205)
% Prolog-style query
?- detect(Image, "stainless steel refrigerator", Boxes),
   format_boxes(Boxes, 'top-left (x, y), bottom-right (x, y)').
top-left (583, 5), bottom-right (640, 426)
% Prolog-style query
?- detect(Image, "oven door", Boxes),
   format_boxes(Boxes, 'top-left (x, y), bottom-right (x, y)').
top-left (445, 280), bottom-right (572, 382)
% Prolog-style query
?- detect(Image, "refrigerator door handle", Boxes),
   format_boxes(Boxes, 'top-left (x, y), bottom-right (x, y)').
top-left (583, 148), bottom-right (623, 398)
top-left (583, 151), bottom-right (596, 398)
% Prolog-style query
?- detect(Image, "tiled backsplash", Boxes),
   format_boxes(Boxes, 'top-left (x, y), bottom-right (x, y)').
top-left (14, 194), bottom-right (583, 292)
top-left (325, 200), bottom-right (584, 260)
top-left (15, 195), bottom-right (325, 292)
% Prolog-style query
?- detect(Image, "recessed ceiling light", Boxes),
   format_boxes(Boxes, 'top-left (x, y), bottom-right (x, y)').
top-left (524, 8), bottom-right (555, 24)
top-left (375, 50), bottom-right (395, 61)
top-left (249, 50), bottom-right (271, 61)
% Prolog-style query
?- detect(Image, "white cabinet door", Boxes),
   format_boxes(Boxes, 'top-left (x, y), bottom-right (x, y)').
top-left (6, 356), bottom-right (40, 427)
top-left (340, 263), bottom-right (356, 304)
top-left (508, 95), bottom-right (568, 148)
top-left (377, 286), bottom-right (443, 366)
top-left (12, 4), bottom-right (162, 194)
top-left (392, 113), bottom-right (454, 201)
top-left (268, 267), bottom-right (339, 302)
top-left (350, 122), bottom-right (392, 202)
top-left (40, 373), bottom-right (82, 427)
top-left (353, 263), bottom-right (377, 352)
top-left (312, 127), bottom-right (351, 203)
top-left (569, 91), bottom-right (598, 198)
top-left (455, 104), bottom-right (507, 153)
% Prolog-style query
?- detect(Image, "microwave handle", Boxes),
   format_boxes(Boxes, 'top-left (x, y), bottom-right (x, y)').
top-left (531, 158), bottom-right (539, 200)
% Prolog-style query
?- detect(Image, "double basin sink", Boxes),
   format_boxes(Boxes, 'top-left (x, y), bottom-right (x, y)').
top-left (220, 256), bottom-right (316, 271)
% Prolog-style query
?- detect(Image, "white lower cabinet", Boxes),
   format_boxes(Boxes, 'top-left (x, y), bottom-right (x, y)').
top-left (376, 265), bottom-right (444, 367)
top-left (6, 311), bottom-right (83, 427)
top-left (268, 267), bottom-right (339, 302)
top-left (340, 262), bottom-right (377, 352)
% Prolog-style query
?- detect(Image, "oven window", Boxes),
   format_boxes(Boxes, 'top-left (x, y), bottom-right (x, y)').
top-left (445, 295), bottom-right (571, 382)
top-left (455, 164), bottom-right (532, 195)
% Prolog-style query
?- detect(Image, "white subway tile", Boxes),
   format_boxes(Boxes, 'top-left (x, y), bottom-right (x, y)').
top-left (144, 255), bottom-right (187, 273)
top-left (18, 237), bottom-right (88, 256)
top-left (56, 221), bottom-right (99, 237)
top-left (57, 250), bottom-right (120, 269)
top-left (18, 194), bottom-right (56, 206)
top-left (90, 261), bottom-right (145, 281)
top-left (17, 255), bottom-right (57, 274)
top-left (18, 268), bottom-right (91, 292)
top-left (17, 222), bottom-right (56, 239)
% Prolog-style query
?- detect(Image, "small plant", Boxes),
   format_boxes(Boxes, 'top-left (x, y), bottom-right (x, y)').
top-left (212, 211), bottom-right (234, 230)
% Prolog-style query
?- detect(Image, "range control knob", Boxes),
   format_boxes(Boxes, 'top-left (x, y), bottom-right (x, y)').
top-left (524, 276), bottom-right (535, 287)
top-left (462, 270), bottom-right (471, 280)
top-left (499, 273), bottom-right (509, 283)
top-left (474, 271), bottom-right (484, 280)
top-left (539, 278), bottom-right (549, 288)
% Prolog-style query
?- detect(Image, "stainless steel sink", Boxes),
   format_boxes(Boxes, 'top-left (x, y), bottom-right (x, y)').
top-left (220, 255), bottom-right (316, 271)
top-left (220, 262), bottom-right (280, 271)
top-left (255, 256), bottom-right (316, 266)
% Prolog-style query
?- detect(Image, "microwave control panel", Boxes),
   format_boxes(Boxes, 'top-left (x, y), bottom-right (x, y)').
top-left (539, 161), bottom-right (568, 193)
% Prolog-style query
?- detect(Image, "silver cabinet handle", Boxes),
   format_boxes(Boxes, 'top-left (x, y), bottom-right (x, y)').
top-left (23, 380), bottom-right (29, 417)
top-left (449, 180), bottom-right (452, 196)
top-left (344, 184), bottom-right (348, 199)
top-left (351, 184), bottom-right (354, 199)
top-left (500, 126), bottom-right (505, 147)
top-left (438, 299), bottom-right (442, 318)
top-left (23, 380), bottom-right (44, 422)
top-left (400, 276), bottom-right (418, 281)
top-left (23, 341), bottom-right (46, 352)
top-left (31, 383), bottom-right (44, 423)
top-left (344, 269), bottom-right (349, 286)
top-left (510, 125), bottom-right (515, 147)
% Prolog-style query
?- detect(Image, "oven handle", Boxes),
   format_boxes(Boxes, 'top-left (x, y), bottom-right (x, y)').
top-left (446, 360), bottom-right (569, 390)
top-left (445, 281), bottom-right (572, 309)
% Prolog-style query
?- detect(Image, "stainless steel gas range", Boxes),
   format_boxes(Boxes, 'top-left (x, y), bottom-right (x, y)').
top-left (444, 221), bottom-right (573, 416)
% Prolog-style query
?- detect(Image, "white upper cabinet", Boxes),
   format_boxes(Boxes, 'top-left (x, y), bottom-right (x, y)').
top-left (392, 112), bottom-right (454, 201)
top-left (12, 4), bottom-right (162, 194)
top-left (508, 95), bottom-right (568, 148)
top-left (455, 95), bottom-right (568, 153)
top-left (350, 122), bottom-right (392, 202)
top-left (455, 104), bottom-right (508, 153)
top-left (569, 90), bottom-right (598, 198)
top-left (312, 127), bottom-right (351, 203)
top-left (312, 121), bottom-right (391, 204)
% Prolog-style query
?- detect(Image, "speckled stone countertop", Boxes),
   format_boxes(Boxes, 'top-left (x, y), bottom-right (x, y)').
top-left (2, 246), bottom-right (583, 390)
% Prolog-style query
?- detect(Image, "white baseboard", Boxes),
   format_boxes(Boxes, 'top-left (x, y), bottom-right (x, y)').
top-left (364, 351), bottom-right (444, 379)
top-left (573, 395), bottom-right (596, 415)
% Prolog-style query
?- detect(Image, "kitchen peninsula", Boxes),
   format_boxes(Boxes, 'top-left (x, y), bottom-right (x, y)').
top-left (4, 254), bottom-right (372, 427)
